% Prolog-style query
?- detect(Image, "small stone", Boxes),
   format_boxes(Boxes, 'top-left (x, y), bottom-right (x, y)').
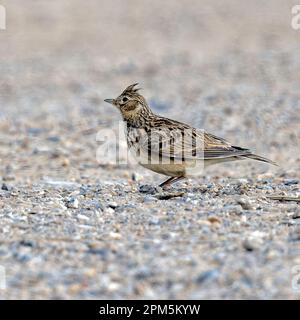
top-left (109, 232), bottom-right (122, 240)
top-left (197, 219), bottom-right (211, 227)
top-left (149, 217), bottom-right (160, 225)
top-left (134, 267), bottom-right (154, 280)
top-left (265, 249), bottom-right (280, 260)
top-left (1, 183), bottom-right (9, 191)
top-left (107, 282), bottom-right (120, 292)
top-left (28, 210), bottom-right (38, 215)
top-left (292, 211), bottom-right (300, 219)
top-left (108, 202), bottom-right (118, 209)
top-left (207, 216), bottom-right (221, 224)
top-left (241, 215), bottom-right (247, 223)
top-left (237, 198), bottom-right (254, 210)
top-left (77, 214), bottom-right (89, 221)
top-left (139, 184), bottom-right (161, 194)
top-left (88, 246), bottom-right (109, 258)
top-left (243, 239), bottom-right (257, 251)
top-left (105, 207), bottom-right (115, 214)
top-left (284, 179), bottom-right (299, 186)
top-left (196, 269), bottom-right (219, 284)
top-left (65, 197), bottom-right (79, 209)
top-left (62, 158), bottom-right (70, 167)
top-left (156, 191), bottom-right (185, 200)
top-left (86, 199), bottom-right (104, 211)
top-left (226, 205), bottom-right (243, 215)
top-left (19, 240), bottom-right (35, 247)
top-left (242, 233), bottom-right (264, 251)
top-left (237, 179), bottom-right (249, 184)
top-left (47, 136), bottom-right (60, 142)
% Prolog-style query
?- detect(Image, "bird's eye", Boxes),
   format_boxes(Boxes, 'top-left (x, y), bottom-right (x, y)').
top-left (122, 97), bottom-right (128, 102)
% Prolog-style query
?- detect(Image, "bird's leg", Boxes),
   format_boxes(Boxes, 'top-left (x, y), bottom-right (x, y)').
top-left (159, 176), bottom-right (185, 189)
top-left (159, 177), bottom-right (176, 188)
top-left (170, 176), bottom-right (185, 186)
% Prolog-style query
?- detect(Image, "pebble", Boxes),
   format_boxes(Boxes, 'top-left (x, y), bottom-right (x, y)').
top-left (107, 282), bottom-right (120, 292)
top-left (62, 158), bottom-right (70, 167)
top-left (242, 233), bottom-right (264, 251)
top-left (207, 216), bottom-right (221, 224)
top-left (237, 198), bottom-right (254, 211)
top-left (134, 267), bottom-right (154, 280)
top-left (47, 136), bottom-right (60, 142)
top-left (149, 217), bottom-right (160, 225)
top-left (139, 184), bottom-right (160, 194)
top-left (156, 191), bottom-right (185, 200)
top-left (108, 202), bottom-right (118, 209)
top-left (108, 232), bottom-right (122, 240)
top-left (243, 239), bottom-right (259, 251)
top-left (1, 183), bottom-right (10, 191)
top-left (86, 200), bottom-right (104, 211)
top-left (196, 269), bottom-right (219, 284)
top-left (65, 197), bottom-right (79, 209)
top-left (284, 179), bottom-right (299, 186)
top-left (88, 247), bottom-right (109, 258)
top-left (105, 207), bottom-right (115, 214)
top-left (292, 211), bottom-right (300, 219)
top-left (77, 214), bottom-right (89, 221)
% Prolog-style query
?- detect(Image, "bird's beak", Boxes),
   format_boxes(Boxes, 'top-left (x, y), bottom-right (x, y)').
top-left (104, 98), bottom-right (115, 105)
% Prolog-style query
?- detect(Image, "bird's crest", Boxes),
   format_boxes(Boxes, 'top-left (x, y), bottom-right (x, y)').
top-left (122, 83), bottom-right (141, 95)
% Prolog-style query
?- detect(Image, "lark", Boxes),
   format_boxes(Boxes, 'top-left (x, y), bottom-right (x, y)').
top-left (105, 84), bottom-right (276, 188)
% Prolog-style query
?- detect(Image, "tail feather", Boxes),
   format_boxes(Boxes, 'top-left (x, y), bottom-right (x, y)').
top-left (242, 153), bottom-right (278, 166)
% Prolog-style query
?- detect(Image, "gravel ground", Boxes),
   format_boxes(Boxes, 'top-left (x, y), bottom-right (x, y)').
top-left (0, 0), bottom-right (300, 299)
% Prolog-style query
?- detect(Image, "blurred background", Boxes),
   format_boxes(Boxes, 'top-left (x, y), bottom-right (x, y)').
top-left (1, 0), bottom-right (300, 181)
top-left (0, 0), bottom-right (300, 299)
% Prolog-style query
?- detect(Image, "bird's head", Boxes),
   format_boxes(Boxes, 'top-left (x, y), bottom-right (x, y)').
top-left (104, 83), bottom-right (152, 122)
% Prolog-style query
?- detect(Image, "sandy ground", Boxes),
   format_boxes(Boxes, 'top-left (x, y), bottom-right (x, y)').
top-left (0, 0), bottom-right (300, 299)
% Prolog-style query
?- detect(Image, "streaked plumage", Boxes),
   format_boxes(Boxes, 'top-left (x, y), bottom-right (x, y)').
top-left (105, 83), bottom-right (276, 188)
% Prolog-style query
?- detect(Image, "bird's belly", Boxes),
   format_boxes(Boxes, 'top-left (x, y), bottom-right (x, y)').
top-left (139, 162), bottom-right (187, 177)
top-left (138, 158), bottom-right (227, 177)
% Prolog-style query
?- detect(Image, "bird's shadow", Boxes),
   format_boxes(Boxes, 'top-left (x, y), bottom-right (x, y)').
top-left (138, 183), bottom-right (208, 199)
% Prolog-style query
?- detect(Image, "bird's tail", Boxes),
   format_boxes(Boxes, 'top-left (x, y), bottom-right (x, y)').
top-left (242, 153), bottom-right (278, 166)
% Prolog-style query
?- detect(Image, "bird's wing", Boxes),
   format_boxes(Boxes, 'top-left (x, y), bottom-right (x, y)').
top-left (202, 132), bottom-right (251, 159)
top-left (138, 119), bottom-right (251, 161)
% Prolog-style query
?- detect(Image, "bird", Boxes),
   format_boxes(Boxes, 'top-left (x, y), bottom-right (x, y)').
top-left (104, 83), bottom-right (276, 189)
